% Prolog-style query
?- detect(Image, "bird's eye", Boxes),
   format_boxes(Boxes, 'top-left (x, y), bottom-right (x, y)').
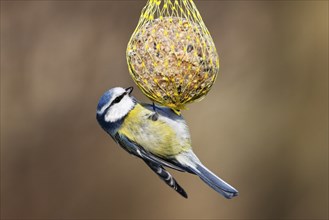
top-left (111, 93), bottom-right (125, 105)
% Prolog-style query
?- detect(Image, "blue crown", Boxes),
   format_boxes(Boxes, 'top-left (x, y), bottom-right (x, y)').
top-left (97, 90), bottom-right (112, 112)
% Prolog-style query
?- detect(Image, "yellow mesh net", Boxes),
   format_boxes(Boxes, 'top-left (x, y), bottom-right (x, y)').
top-left (127, 0), bottom-right (219, 112)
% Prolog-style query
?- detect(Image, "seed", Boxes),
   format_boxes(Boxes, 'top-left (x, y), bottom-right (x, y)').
top-left (127, 17), bottom-right (219, 109)
top-left (187, 45), bottom-right (193, 53)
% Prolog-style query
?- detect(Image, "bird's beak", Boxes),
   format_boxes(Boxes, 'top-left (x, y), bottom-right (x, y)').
top-left (125, 86), bottom-right (133, 95)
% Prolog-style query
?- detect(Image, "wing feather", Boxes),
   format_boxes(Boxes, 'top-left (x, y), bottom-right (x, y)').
top-left (115, 133), bottom-right (186, 172)
top-left (114, 132), bottom-right (189, 198)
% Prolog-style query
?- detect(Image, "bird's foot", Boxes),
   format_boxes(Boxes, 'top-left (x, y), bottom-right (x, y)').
top-left (148, 112), bottom-right (159, 121)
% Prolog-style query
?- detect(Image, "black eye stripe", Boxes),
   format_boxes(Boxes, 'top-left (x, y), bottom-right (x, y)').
top-left (103, 92), bottom-right (128, 114)
top-left (110, 93), bottom-right (126, 107)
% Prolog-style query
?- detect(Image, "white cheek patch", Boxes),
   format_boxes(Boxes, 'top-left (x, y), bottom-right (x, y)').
top-left (97, 87), bottom-right (127, 115)
top-left (104, 96), bottom-right (135, 122)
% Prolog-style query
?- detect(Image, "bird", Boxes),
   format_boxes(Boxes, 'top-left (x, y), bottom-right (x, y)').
top-left (96, 86), bottom-right (238, 199)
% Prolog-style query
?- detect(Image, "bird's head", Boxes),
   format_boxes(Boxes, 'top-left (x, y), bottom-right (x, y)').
top-left (96, 87), bottom-right (135, 123)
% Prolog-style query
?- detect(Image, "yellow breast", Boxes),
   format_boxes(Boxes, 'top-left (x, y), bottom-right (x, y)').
top-left (118, 104), bottom-right (191, 157)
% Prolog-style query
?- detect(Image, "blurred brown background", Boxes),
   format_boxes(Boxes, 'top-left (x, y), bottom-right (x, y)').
top-left (1, 0), bottom-right (328, 219)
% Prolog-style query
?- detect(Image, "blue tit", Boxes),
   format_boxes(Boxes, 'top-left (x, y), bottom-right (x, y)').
top-left (96, 86), bottom-right (238, 199)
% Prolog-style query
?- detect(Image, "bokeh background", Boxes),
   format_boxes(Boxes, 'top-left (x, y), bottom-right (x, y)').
top-left (1, 0), bottom-right (328, 219)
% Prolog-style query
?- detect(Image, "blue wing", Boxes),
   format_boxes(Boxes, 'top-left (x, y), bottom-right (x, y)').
top-left (114, 132), bottom-right (186, 172)
top-left (114, 132), bottom-right (188, 198)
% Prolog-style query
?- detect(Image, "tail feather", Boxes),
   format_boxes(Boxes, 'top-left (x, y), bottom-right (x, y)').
top-left (176, 151), bottom-right (238, 199)
top-left (195, 163), bottom-right (238, 199)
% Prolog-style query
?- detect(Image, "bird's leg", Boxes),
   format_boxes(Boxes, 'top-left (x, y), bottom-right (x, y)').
top-left (148, 102), bottom-right (159, 121)
top-left (152, 102), bottom-right (157, 112)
